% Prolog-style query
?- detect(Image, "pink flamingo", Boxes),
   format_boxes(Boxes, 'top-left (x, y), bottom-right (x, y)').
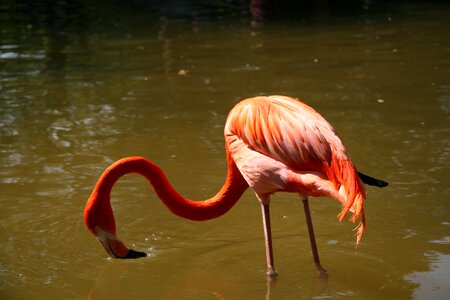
top-left (84, 95), bottom-right (387, 277)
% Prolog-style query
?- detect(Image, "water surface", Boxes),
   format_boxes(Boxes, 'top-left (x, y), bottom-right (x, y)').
top-left (1, 1), bottom-right (449, 299)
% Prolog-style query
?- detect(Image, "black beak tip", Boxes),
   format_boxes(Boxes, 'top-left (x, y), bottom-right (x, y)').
top-left (377, 180), bottom-right (389, 187)
top-left (124, 249), bottom-right (147, 259)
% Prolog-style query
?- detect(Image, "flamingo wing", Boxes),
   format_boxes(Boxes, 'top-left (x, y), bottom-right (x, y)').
top-left (225, 95), bottom-right (346, 172)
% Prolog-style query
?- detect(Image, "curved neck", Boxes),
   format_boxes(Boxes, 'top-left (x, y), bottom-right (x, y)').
top-left (84, 153), bottom-right (249, 235)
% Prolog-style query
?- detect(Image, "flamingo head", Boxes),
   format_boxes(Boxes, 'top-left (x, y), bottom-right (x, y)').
top-left (95, 226), bottom-right (147, 259)
top-left (84, 192), bottom-right (146, 259)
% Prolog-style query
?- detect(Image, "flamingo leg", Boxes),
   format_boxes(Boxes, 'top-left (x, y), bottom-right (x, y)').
top-left (302, 197), bottom-right (328, 277)
top-left (261, 203), bottom-right (278, 277)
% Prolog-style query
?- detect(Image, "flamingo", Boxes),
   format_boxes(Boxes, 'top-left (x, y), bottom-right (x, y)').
top-left (84, 95), bottom-right (387, 277)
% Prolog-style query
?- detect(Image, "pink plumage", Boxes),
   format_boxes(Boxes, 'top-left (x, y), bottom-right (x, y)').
top-left (225, 96), bottom-right (366, 244)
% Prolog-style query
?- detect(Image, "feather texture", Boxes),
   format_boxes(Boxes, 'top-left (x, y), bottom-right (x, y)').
top-left (225, 95), bottom-right (366, 244)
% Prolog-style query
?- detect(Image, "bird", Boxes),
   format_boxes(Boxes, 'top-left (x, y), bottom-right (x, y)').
top-left (84, 95), bottom-right (388, 277)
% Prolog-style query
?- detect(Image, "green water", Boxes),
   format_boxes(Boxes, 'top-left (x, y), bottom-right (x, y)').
top-left (1, 1), bottom-right (449, 299)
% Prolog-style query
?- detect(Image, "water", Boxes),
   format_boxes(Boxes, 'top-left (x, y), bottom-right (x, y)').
top-left (1, 1), bottom-right (449, 299)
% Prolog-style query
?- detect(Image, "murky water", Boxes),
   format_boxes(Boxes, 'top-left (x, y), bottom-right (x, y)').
top-left (1, 1), bottom-right (449, 299)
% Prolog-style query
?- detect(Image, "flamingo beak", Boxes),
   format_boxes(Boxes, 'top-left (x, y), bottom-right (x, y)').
top-left (95, 227), bottom-right (147, 259)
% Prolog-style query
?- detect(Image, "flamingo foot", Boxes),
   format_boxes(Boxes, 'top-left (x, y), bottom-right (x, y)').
top-left (316, 265), bottom-right (328, 279)
top-left (266, 267), bottom-right (278, 278)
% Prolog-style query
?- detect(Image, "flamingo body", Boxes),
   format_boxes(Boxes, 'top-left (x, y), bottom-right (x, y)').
top-left (84, 95), bottom-right (387, 275)
top-left (225, 96), bottom-right (366, 238)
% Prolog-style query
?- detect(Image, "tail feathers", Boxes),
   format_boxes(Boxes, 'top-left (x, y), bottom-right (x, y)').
top-left (354, 211), bottom-right (366, 247)
top-left (358, 172), bottom-right (388, 187)
top-left (331, 159), bottom-right (365, 219)
top-left (327, 157), bottom-right (367, 246)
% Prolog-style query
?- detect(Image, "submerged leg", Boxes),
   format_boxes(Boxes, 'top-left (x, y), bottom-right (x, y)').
top-left (261, 203), bottom-right (278, 277)
top-left (302, 197), bottom-right (327, 277)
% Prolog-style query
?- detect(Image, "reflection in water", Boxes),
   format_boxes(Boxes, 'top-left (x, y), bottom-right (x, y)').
top-left (88, 261), bottom-right (239, 299)
top-left (88, 260), bottom-right (330, 300)
top-left (166, 271), bottom-right (236, 300)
